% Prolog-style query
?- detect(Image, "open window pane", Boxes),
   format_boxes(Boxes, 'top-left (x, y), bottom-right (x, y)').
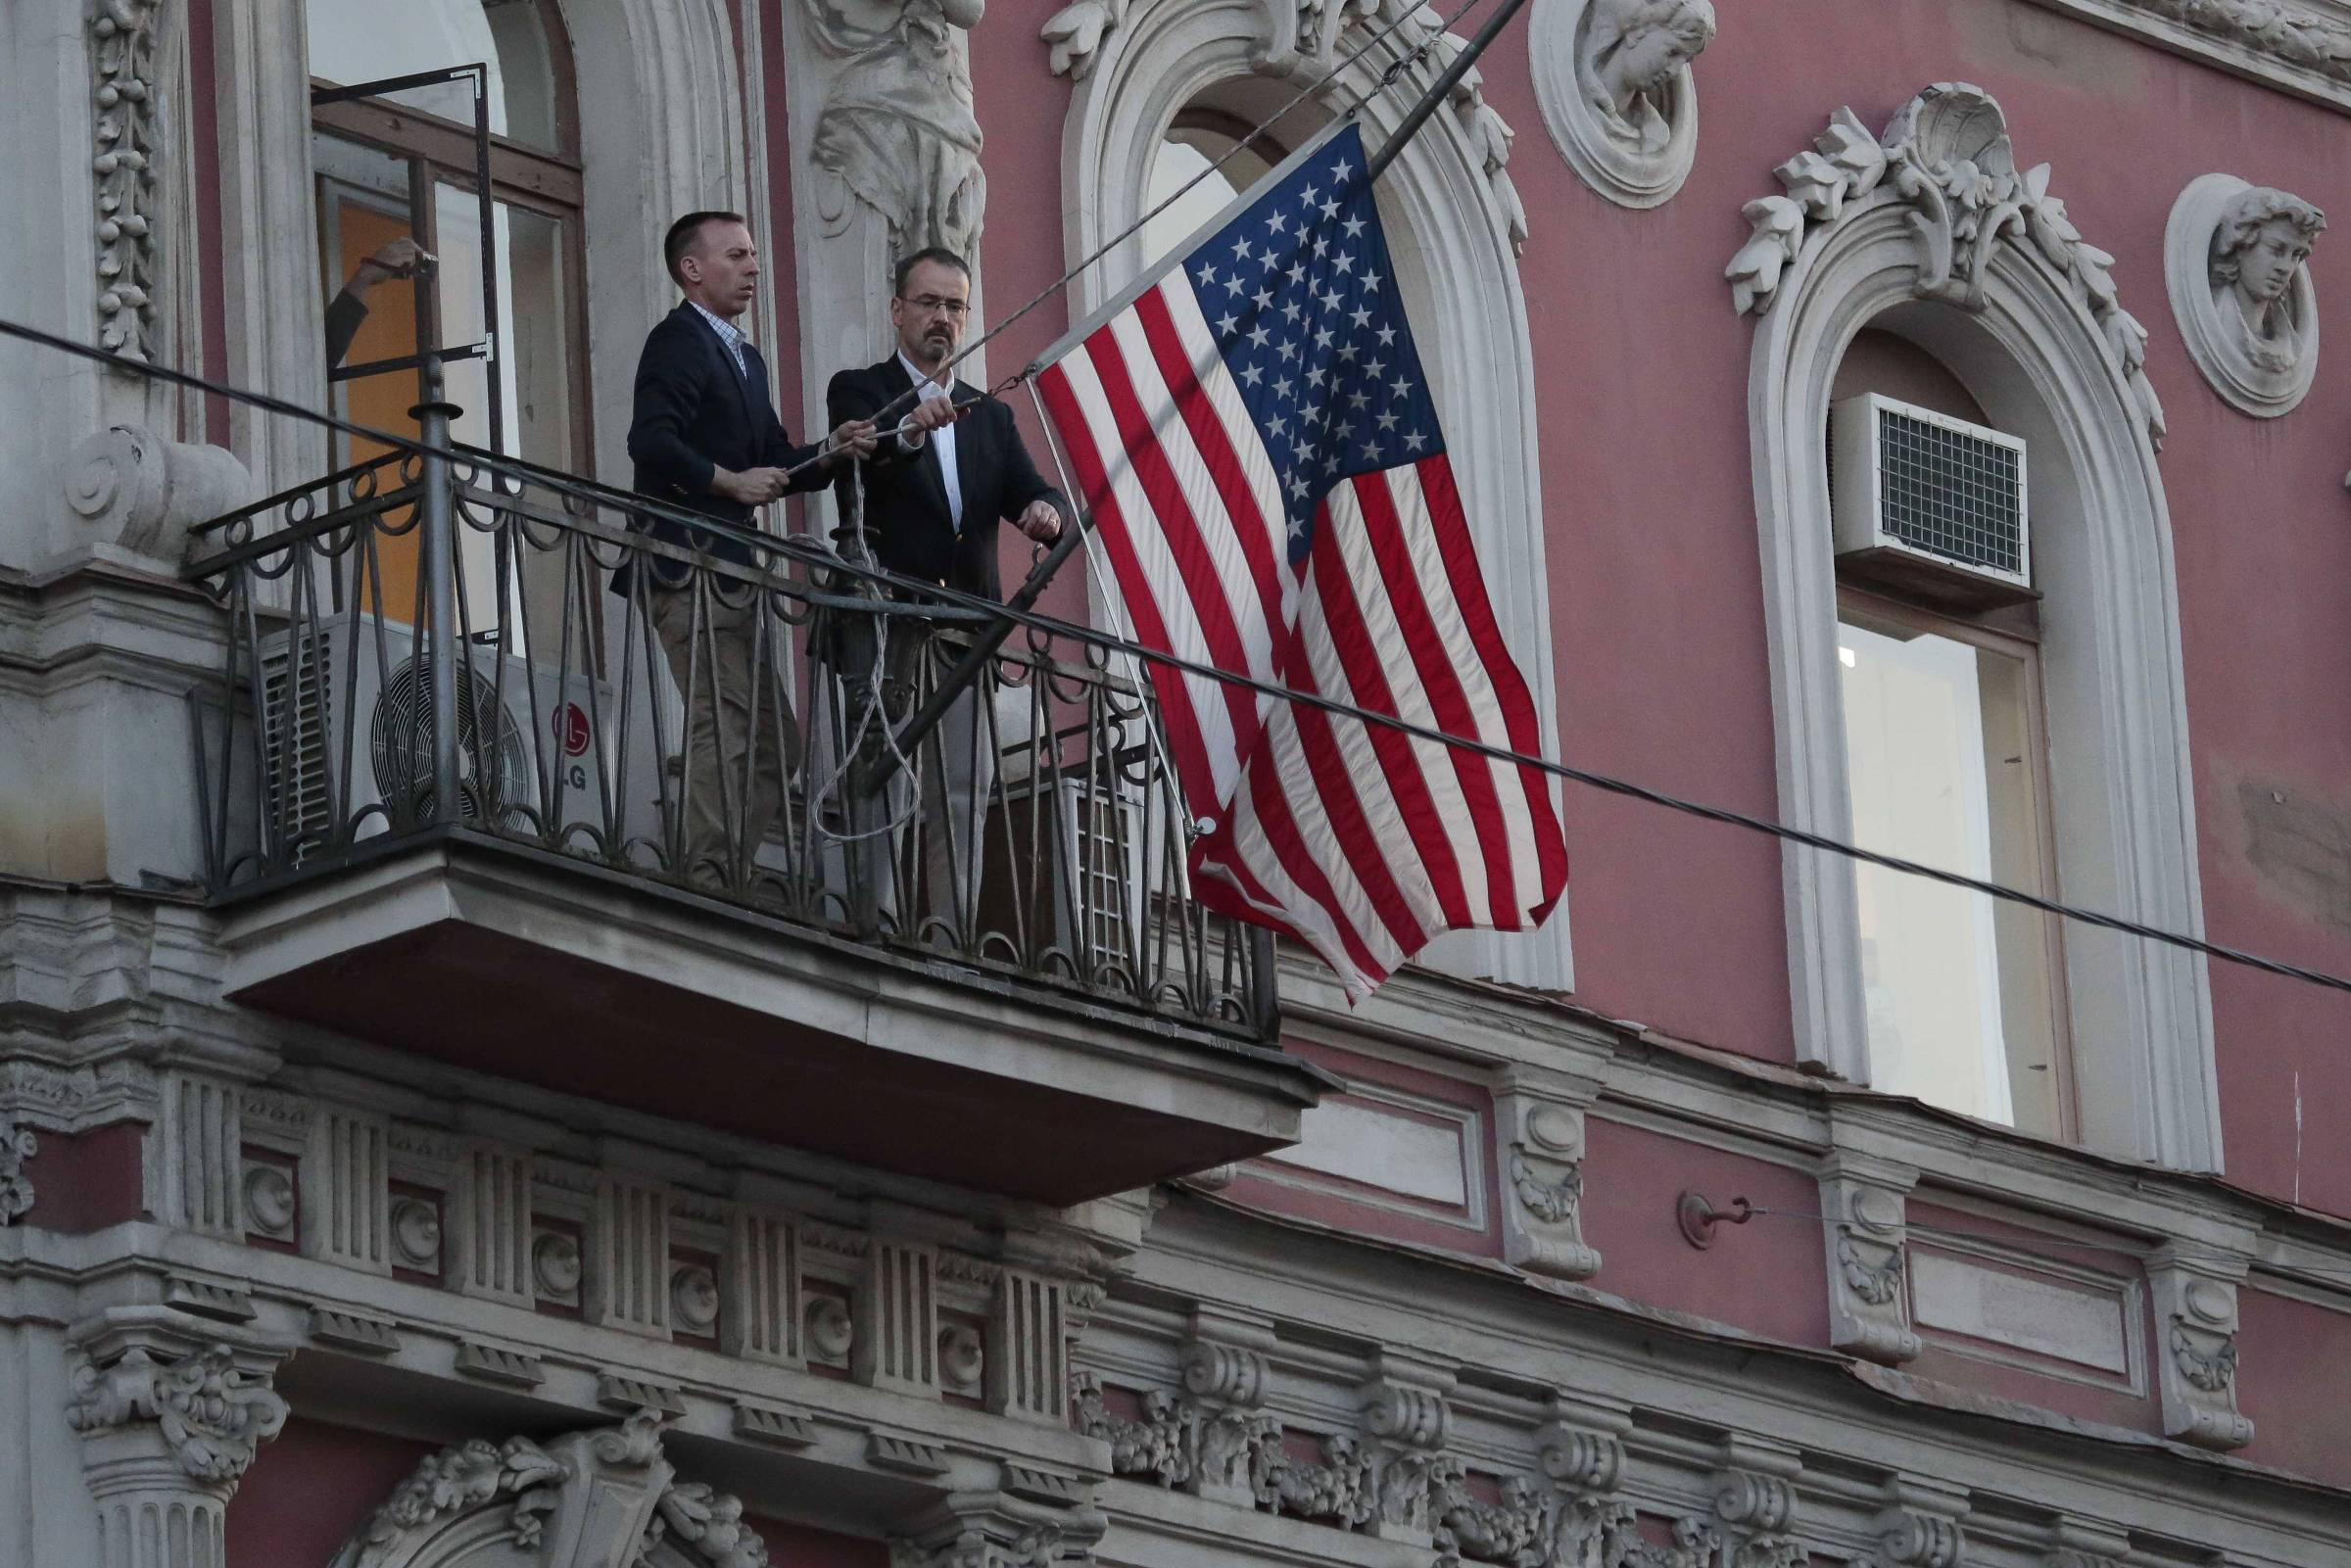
top-left (1838, 611), bottom-right (2064, 1134)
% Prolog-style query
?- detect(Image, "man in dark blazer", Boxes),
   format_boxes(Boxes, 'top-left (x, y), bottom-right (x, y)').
top-left (621, 209), bottom-right (875, 884)
top-left (823, 247), bottom-right (1069, 939)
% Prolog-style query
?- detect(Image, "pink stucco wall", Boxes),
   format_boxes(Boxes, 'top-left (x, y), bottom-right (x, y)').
top-left (1577, 1117), bottom-right (1829, 1347)
top-left (959, 0), bottom-right (2351, 1213)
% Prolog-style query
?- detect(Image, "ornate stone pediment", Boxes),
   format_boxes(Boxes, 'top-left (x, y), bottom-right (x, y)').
top-left (1724, 82), bottom-right (2166, 451)
top-left (328, 1409), bottom-right (772, 1568)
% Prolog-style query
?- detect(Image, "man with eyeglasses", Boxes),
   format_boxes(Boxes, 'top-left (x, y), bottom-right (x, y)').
top-left (823, 247), bottom-right (1068, 943)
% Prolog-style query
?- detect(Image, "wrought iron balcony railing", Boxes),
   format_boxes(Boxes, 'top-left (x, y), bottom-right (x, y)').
top-left (180, 390), bottom-right (1274, 1044)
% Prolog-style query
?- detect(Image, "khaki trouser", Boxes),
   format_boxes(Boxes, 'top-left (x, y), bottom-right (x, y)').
top-left (648, 580), bottom-right (802, 882)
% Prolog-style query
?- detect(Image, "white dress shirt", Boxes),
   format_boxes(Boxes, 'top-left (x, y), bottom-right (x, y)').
top-left (896, 351), bottom-right (962, 533)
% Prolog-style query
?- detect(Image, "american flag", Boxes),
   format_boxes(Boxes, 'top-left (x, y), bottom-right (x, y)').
top-left (1032, 121), bottom-right (1567, 997)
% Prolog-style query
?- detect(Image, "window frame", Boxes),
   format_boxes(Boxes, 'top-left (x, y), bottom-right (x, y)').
top-left (1745, 196), bottom-right (2220, 1170)
top-left (1834, 580), bottom-right (2078, 1142)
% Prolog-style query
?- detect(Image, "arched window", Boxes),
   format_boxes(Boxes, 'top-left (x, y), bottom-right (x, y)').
top-left (1826, 330), bottom-right (2067, 1139)
top-left (1054, 0), bottom-right (1572, 990)
top-left (1732, 87), bottom-right (2219, 1167)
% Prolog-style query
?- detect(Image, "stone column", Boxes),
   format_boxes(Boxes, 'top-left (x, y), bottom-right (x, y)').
top-left (64, 1314), bottom-right (290, 1568)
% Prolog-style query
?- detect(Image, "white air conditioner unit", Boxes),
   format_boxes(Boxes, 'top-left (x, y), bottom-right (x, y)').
top-left (1831, 393), bottom-right (2031, 605)
top-left (256, 616), bottom-right (660, 856)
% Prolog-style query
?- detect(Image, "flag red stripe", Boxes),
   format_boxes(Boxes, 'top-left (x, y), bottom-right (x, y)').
top-left (1214, 746), bottom-right (1392, 984)
top-left (1132, 287), bottom-right (1289, 642)
top-left (1348, 470), bottom-right (1520, 925)
top-left (1307, 496), bottom-right (1477, 929)
top-left (1034, 362), bottom-right (1223, 818)
top-left (1080, 330), bottom-right (1265, 757)
top-left (1271, 605), bottom-right (1431, 955)
top-left (1415, 456), bottom-right (1570, 910)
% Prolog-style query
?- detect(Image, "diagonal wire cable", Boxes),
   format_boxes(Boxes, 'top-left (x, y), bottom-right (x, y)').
top-left (6, 316), bottom-right (2351, 1001)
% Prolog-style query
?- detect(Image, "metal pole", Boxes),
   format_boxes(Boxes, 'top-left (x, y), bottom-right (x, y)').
top-left (1364, 0), bottom-right (1537, 181)
top-left (413, 353), bottom-right (464, 824)
top-left (850, 516), bottom-right (1088, 798)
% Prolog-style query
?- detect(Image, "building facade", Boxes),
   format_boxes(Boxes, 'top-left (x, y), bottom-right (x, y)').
top-left (4, 2), bottom-right (2351, 1568)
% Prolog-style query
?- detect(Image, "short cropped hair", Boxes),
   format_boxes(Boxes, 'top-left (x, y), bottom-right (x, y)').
top-left (893, 247), bottom-right (972, 297)
top-left (664, 211), bottom-right (746, 286)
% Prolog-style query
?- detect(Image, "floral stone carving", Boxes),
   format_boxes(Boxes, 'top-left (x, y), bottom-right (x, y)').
top-left (90, 0), bottom-right (163, 364)
top-left (1725, 82), bottom-right (2166, 451)
top-left (1531, 0), bottom-right (1716, 209)
top-left (67, 1342), bottom-right (290, 1484)
top-left (0, 1113), bottom-right (34, 1225)
top-left (2166, 173), bottom-right (2325, 416)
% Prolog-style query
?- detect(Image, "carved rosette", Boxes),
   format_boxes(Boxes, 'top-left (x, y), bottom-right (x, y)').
top-left (2148, 1246), bottom-right (2254, 1449)
top-left (1818, 1161), bottom-right (1920, 1365)
top-left (1724, 82), bottom-right (2167, 451)
top-left (90, 0), bottom-right (163, 364)
top-left (0, 1112), bottom-right (34, 1224)
top-left (1039, 0), bottom-right (1527, 254)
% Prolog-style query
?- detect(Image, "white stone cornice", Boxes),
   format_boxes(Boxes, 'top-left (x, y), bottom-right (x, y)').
top-left (2024, 0), bottom-right (2351, 113)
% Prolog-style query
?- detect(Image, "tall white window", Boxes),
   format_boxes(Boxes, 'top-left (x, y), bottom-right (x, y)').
top-left (1827, 333), bottom-right (2069, 1139)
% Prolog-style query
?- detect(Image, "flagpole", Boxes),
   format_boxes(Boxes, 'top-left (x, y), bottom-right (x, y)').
top-left (858, 0), bottom-right (1538, 792)
top-left (1363, 0), bottom-right (1538, 180)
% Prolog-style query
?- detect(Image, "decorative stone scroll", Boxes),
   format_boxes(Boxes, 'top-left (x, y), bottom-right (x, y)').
top-left (1818, 1157), bottom-right (1919, 1366)
top-left (2166, 173), bottom-right (2325, 416)
top-left (1497, 1069), bottom-right (1601, 1280)
top-left (64, 424), bottom-right (257, 567)
top-left (2147, 1243), bottom-right (2254, 1449)
top-left (1725, 82), bottom-right (2166, 451)
top-left (91, 0), bottom-right (164, 364)
top-left (1530, 0), bottom-right (1716, 209)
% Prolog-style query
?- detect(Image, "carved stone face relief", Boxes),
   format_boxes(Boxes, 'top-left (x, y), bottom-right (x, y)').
top-left (1531, 0), bottom-right (1716, 208)
top-left (2166, 172), bottom-right (2326, 416)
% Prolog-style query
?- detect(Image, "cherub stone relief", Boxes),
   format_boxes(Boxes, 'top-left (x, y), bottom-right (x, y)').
top-left (1532, 0), bottom-right (1715, 208)
top-left (2165, 172), bottom-right (2325, 416)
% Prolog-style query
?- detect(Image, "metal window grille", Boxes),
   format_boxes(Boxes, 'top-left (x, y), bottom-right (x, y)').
top-left (1875, 407), bottom-right (2024, 576)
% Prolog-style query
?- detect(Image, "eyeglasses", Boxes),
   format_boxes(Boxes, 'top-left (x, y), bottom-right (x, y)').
top-left (898, 294), bottom-right (970, 318)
